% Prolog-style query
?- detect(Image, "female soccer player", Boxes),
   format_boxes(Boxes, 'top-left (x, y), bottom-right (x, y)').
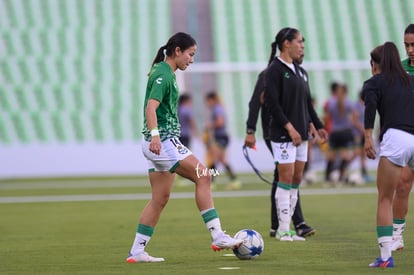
top-left (245, 52), bottom-right (326, 239)
top-left (391, 23), bottom-right (414, 251)
top-left (205, 91), bottom-right (240, 189)
top-left (324, 83), bottom-right (358, 184)
top-left (363, 42), bottom-right (414, 268)
top-left (126, 32), bottom-right (242, 263)
top-left (264, 27), bottom-right (325, 241)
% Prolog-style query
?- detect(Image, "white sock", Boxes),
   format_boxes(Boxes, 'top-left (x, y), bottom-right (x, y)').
top-left (201, 208), bottom-right (223, 240)
top-left (206, 218), bottom-right (223, 240)
top-left (275, 185), bottom-right (291, 233)
top-left (130, 233), bottom-right (151, 255)
top-left (378, 236), bottom-right (392, 260)
top-left (393, 223), bottom-right (406, 239)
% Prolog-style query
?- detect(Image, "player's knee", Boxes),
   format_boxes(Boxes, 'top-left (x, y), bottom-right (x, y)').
top-left (395, 182), bottom-right (411, 198)
top-left (154, 193), bottom-right (170, 209)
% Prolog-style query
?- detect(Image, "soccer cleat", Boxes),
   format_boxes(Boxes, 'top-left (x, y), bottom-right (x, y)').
top-left (211, 232), bottom-right (243, 251)
top-left (269, 229), bottom-right (276, 238)
top-left (391, 237), bottom-right (404, 251)
top-left (276, 231), bottom-right (293, 241)
top-left (296, 224), bottom-right (316, 237)
top-left (368, 257), bottom-right (394, 268)
top-left (290, 230), bottom-right (306, 241)
top-left (126, 252), bottom-right (165, 263)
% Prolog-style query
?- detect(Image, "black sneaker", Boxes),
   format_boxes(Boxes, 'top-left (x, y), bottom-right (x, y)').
top-left (269, 230), bottom-right (276, 238)
top-left (295, 224), bottom-right (316, 237)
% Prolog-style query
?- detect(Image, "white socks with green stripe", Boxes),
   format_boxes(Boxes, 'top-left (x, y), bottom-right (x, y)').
top-left (377, 226), bottom-right (393, 260)
top-left (201, 208), bottom-right (222, 240)
top-left (290, 183), bottom-right (299, 215)
top-left (275, 182), bottom-right (291, 233)
top-left (393, 219), bottom-right (405, 240)
top-left (130, 224), bottom-right (154, 256)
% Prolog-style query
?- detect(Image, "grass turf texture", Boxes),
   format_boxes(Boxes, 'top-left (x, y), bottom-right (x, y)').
top-left (0, 176), bottom-right (413, 274)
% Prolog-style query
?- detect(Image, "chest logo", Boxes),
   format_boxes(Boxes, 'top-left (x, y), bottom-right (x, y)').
top-left (156, 77), bottom-right (163, 84)
top-left (284, 72), bottom-right (290, 79)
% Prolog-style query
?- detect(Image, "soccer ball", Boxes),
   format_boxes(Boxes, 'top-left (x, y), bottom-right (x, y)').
top-left (302, 170), bottom-right (318, 184)
top-left (348, 172), bottom-right (365, 186)
top-left (232, 229), bottom-right (264, 260)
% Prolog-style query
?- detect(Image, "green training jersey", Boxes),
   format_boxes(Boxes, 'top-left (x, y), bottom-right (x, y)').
top-left (402, 58), bottom-right (414, 75)
top-left (142, 62), bottom-right (180, 141)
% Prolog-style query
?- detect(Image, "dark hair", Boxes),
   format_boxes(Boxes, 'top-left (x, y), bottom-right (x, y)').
top-left (267, 27), bottom-right (300, 65)
top-left (150, 32), bottom-right (196, 70)
top-left (206, 91), bottom-right (218, 100)
top-left (405, 24), bottom-right (414, 34)
top-left (371, 41), bottom-right (410, 86)
top-left (330, 81), bottom-right (340, 94)
top-left (178, 93), bottom-right (191, 105)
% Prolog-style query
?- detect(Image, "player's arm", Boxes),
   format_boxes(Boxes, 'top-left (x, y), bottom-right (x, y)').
top-left (362, 78), bottom-right (379, 159)
top-left (146, 99), bottom-right (162, 155)
top-left (245, 71), bottom-right (265, 148)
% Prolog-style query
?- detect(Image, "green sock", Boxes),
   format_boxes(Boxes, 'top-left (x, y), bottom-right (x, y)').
top-left (393, 218), bottom-right (405, 225)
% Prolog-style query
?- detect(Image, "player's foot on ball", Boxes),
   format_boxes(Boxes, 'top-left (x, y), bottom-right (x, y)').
top-left (126, 252), bottom-right (165, 263)
top-left (211, 232), bottom-right (243, 251)
top-left (290, 230), bottom-right (306, 241)
top-left (276, 231), bottom-right (293, 241)
top-left (368, 257), bottom-right (394, 268)
top-left (296, 223), bottom-right (316, 237)
top-left (391, 237), bottom-right (404, 251)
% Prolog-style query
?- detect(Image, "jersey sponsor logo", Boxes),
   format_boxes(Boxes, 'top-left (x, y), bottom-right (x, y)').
top-left (156, 77), bottom-right (163, 84)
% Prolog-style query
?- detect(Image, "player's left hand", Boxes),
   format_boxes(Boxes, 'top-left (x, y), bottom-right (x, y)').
top-left (364, 136), bottom-right (376, 159)
top-left (317, 129), bottom-right (329, 144)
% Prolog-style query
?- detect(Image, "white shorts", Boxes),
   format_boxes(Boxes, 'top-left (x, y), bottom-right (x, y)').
top-left (271, 141), bottom-right (308, 164)
top-left (142, 137), bottom-right (193, 173)
top-left (380, 128), bottom-right (414, 170)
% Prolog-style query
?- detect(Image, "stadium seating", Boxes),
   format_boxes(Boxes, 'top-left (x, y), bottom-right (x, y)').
top-left (208, 0), bottom-right (413, 137)
top-left (1, 0), bottom-right (413, 144)
top-left (0, 0), bottom-right (171, 144)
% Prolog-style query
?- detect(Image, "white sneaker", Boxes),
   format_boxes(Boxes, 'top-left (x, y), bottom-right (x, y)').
top-left (211, 232), bottom-right (243, 251)
top-left (391, 237), bottom-right (404, 251)
top-left (290, 231), bottom-right (306, 241)
top-left (276, 231), bottom-right (293, 241)
top-left (126, 252), bottom-right (165, 263)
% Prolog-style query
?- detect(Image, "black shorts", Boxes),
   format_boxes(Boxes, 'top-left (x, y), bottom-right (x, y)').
top-left (329, 129), bottom-right (355, 149)
top-left (214, 135), bottom-right (229, 148)
top-left (179, 136), bottom-right (190, 148)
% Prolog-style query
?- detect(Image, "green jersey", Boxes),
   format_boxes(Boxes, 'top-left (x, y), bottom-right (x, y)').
top-left (402, 58), bottom-right (414, 75)
top-left (142, 62), bottom-right (180, 141)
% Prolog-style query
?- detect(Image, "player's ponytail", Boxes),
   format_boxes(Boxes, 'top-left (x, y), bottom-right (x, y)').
top-left (267, 42), bottom-right (277, 66)
top-left (380, 41), bottom-right (410, 86)
top-left (150, 45), bottom-right (168, 69)
top-left (149, 32), bottom-right (197, 74)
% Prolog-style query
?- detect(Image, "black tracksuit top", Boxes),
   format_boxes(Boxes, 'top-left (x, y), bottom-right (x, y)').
top-left (362, 73), bottom-right (414, 141)
top-left (263, 58), bottom-right (323, 142)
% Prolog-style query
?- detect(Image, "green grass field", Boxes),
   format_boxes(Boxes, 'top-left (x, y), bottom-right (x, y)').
top-left (0, 175), bottom-right (413, 274)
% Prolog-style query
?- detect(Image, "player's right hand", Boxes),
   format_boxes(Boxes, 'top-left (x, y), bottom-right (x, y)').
top-left (288, 127), bottom-right (302, 146)
top-left (244, 134), bottom-right (256, 149)
top-left (149, 136), bottom-right (162, 155)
